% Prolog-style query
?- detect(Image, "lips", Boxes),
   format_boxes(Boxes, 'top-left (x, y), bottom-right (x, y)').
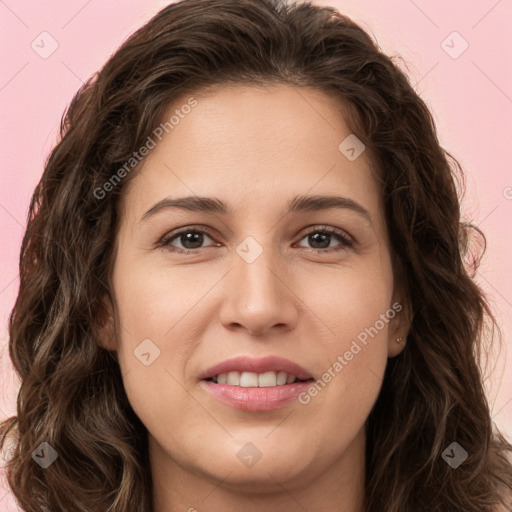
top-left (198, 355), bottom-right (314, 382)
top-left (198, 356), bottom-right (314, 411)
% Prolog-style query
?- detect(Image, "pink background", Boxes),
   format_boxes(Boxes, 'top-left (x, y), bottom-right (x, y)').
top-left (1, 0), bottom-right (511, 509)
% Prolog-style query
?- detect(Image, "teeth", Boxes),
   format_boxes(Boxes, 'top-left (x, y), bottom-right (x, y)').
top-left (227, 371), bottom-right (240, 385)
top-left (276, 371), bottom-right (288, 385)
top-left (213, 371), bottom-right (299, 387)
top-left (258, 371), bottom-right (276, 387)
top-left (240, 372), bottom-right (258, 387)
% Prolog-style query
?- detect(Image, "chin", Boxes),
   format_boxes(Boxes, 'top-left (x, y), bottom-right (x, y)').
top-left (193, 440), bottom-right (317, 491)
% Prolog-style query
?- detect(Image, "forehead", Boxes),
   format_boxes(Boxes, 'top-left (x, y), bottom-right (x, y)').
top-left (120, 84), bottom-right (383, 224)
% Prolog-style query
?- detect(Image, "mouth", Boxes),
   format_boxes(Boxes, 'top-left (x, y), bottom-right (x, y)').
top-left (199, 356), bottom-right (315, 411)
top-left (205, 370), bottom-right (312, 387)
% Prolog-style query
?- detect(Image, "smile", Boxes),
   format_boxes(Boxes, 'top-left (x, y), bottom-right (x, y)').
top-left (208, 370), bottom-right (308, 387)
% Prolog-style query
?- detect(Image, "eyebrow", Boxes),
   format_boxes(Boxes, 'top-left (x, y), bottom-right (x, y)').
top-left (140, 194), bottom-right (373, 226)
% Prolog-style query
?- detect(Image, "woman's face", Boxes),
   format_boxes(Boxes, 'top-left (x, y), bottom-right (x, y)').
top-left (103, 84), bottom-right (408, 494)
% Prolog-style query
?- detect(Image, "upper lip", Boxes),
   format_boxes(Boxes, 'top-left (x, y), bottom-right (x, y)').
top-left (199, 356), bottom-right (314, 381)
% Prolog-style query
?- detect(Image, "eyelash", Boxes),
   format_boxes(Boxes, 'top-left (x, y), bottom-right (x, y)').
top-left (158, 224), bottom-right (354, 254)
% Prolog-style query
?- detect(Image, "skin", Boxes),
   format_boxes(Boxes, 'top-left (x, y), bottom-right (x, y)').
top-left (99, 84), bottom-right (410, 512)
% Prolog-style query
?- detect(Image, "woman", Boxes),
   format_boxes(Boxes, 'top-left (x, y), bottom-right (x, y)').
top-left (1, 0), bottom-right (511, 510)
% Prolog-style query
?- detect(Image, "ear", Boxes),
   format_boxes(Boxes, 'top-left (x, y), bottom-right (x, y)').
top-left (95, 294), bottom-right (118, 352)
top-left (387, 293), bottom-right (413, 358)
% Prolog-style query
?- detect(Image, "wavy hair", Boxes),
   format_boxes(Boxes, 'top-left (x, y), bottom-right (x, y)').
top-left (1, 0), bottom-right (511, 510)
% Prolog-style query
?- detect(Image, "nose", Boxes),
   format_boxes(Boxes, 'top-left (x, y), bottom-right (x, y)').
top-left (218, 245), bottom-right (299, 337)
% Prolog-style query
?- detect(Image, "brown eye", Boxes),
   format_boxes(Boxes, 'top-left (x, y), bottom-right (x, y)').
top-left (296, 226), bottom-right (353, 253)
top-left (159, 227), bottom-right (219, 252)
top-left (158, 224), bottom-right (353, 255)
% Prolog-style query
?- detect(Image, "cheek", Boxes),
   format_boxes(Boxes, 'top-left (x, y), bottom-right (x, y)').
top-left (121, 361), bottom-right (202, 437)
top-left (302, 250), bottom-right (393, 348)
top-left (113, 248), bottom-right (214, 325)
top-left (111, 258), bottom-right (209, 432)
top-left (296, 255), bottom-right (392, 434)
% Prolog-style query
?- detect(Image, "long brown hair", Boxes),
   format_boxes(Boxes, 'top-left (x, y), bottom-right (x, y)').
top-left (1, 0), bottom-right (511, 510)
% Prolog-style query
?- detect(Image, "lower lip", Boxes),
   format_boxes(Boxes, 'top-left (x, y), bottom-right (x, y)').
top-left (200, 379), bottom-right (313, 411)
